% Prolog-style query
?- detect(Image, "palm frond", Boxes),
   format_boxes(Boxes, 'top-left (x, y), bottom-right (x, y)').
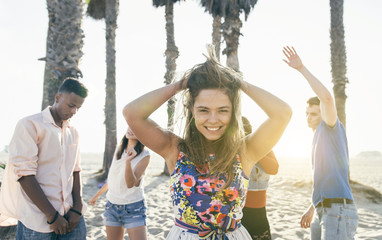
top-left (87, 0), bottom-right (106, 20)
top-left (200, 0), bottom-right (258, 20)
top-left (152, 0), bottom-right (183, 8)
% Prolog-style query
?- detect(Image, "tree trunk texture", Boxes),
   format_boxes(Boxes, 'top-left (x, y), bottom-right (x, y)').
top-left (212, 16), bottom-right (222, 61)
top-left (42, 0), bottom-right (84, 110)
top-left (330, 0), bottom-right (348, 129)
top-left (163, 2), bottom-right (179, 176)
top-left (222, 8), bottom-right (241, 71)
top-left (101, 0), bottom-right (119, 180)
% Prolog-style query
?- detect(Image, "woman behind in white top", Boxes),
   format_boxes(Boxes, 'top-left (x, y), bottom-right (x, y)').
top-left (89, 127), bottom-right (150, 240)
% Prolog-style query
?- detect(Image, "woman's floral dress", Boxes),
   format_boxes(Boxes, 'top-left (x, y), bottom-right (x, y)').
top-left (170, 152), bottom-right (249, 239)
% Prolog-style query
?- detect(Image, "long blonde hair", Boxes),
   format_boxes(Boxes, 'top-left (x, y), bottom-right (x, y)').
top-left (179, 45), bottom-right (245, 187)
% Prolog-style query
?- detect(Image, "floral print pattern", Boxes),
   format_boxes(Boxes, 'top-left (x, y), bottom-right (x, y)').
top-left (170, 152), bottom-right (249, 233)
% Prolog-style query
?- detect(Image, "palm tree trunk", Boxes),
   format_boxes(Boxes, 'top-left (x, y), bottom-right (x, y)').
top-left (163, 1), bottom-right (179, 176)
top-left (101, 0), bottom-right (119, 179)
top-left (330, 0), bottom-right (348, 129)
top-left (222, 9), bottom-right (242, 71)
top-left (212, 16), bottom-right (222, 61)
top-left (42, 0), bottom-right (84, 109)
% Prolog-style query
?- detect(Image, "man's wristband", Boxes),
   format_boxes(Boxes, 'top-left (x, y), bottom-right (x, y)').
top-left (47, 211), bottom-right (59, 225)
top-left (69, 208), bottom-right (82, 216)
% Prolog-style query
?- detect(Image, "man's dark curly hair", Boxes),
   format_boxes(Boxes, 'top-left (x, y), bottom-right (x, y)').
top-left (58, 78), bottom-right (88, 98)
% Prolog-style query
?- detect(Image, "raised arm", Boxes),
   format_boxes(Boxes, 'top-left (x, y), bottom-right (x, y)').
top-left (124, 149), bottom-right (150, 188)
top-left (241, 80), bottom-right (292, 169)
top-left (283, 46), bottom-right (337, 127)
top-left (123, 81), bottom-right (184, 172)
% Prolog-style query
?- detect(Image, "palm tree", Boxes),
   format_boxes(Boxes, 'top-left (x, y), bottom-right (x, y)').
top-left (153, 0), bottom-right (181, 175)
top-left (212, 15), bottom-right (222, 60)
top-left (200, 0), bottom-right (258, 71)
top-left (87, 0), bottom-right (119, 179)
top-left (41, 0), bottom-right (84, 109)
top-left (330, 0), bottom-right (348, 128)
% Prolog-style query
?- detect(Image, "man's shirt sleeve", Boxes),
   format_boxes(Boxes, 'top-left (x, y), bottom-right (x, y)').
top-left (9, 118), bottom-right (39, 180)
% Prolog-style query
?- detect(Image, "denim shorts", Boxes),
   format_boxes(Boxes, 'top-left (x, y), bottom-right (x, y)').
top-left (104, 200), bottom-right (147, 229)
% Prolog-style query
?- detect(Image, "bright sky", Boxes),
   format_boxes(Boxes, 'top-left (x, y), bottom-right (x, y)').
top-left (1, 0), bottom-right (381, 158)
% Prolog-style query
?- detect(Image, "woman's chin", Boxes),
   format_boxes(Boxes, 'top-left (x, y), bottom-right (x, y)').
top-left (204, 134), bottom-right (224, 142)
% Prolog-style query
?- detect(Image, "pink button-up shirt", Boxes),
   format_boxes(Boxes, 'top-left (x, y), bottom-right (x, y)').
top-left (0, 107), bottom-right (86, 233)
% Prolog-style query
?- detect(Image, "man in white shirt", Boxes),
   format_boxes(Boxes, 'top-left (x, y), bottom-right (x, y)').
top-left (0, 78), bottom-right (88, 239)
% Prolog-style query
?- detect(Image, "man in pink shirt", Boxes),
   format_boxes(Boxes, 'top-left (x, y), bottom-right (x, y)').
top-left (0, 78), bottom-right (88, 239)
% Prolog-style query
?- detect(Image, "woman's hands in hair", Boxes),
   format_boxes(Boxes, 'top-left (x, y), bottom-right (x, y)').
top-left (239, 79), bottom-right (250, 93)
top-left (178, 78), bottom-right (188, 91)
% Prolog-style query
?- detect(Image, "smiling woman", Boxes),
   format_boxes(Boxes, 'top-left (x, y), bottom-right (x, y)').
top-left (193, 89), bottom-right (232, 141)
top-left (122, 45), bottom-right (291, 239)
top-left (179, 58), bottom-right (244, 185)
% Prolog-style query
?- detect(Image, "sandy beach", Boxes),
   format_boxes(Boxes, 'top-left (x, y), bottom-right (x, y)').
top-left (1, 152), bottom-right (382, 239)
top-left (81, 153), bottom-right (382, 240)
